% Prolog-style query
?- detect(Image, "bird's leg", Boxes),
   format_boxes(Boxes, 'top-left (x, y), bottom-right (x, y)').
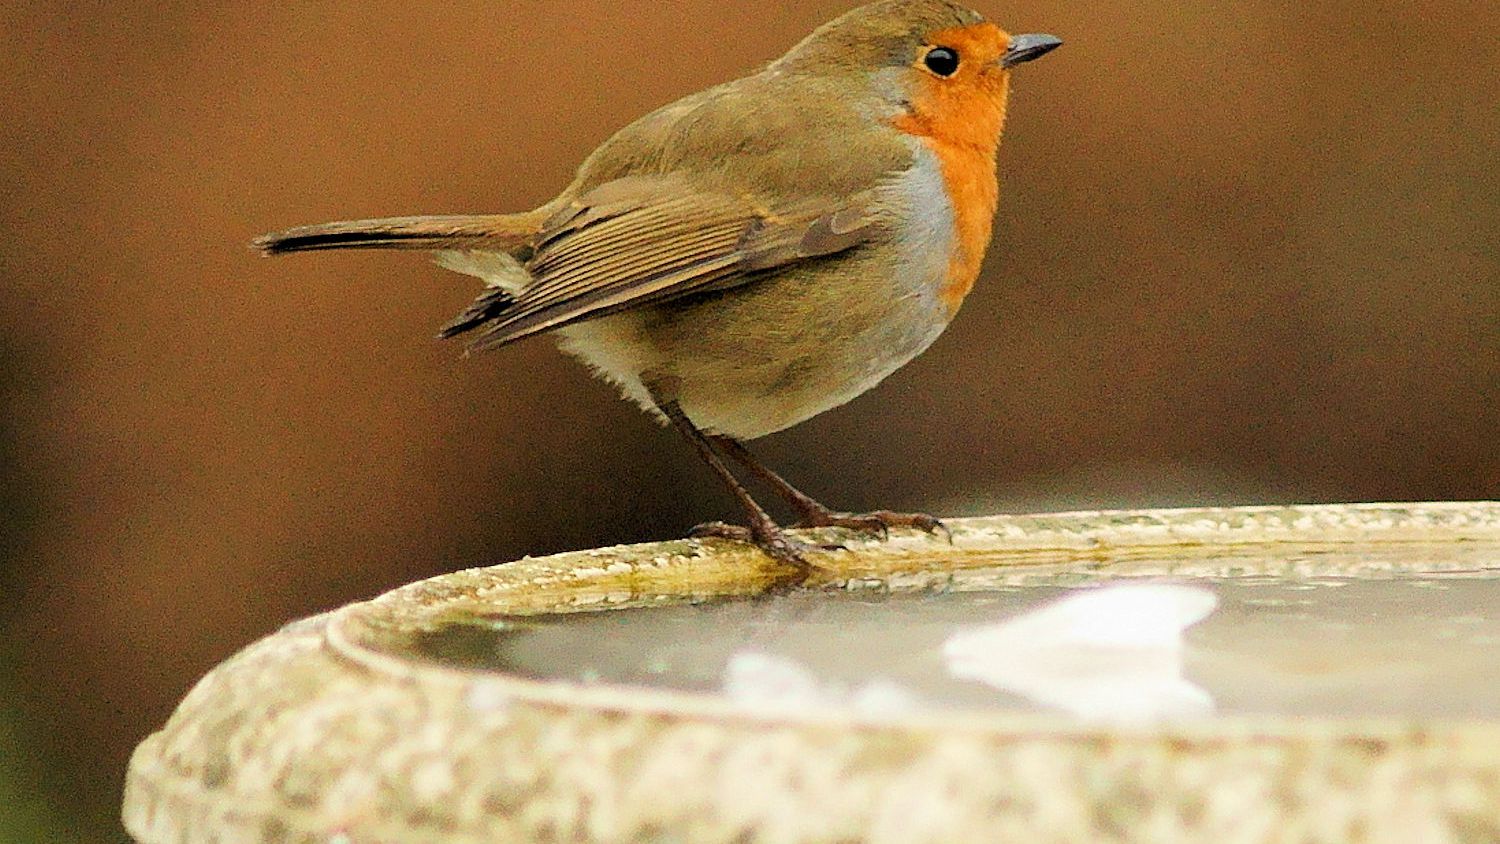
top-left (653, 399), bottom-right (826, 580)
top-left (707, 434), bottom-right (950, 541)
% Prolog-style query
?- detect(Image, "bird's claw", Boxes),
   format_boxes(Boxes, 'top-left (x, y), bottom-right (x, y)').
top-left (689, 521), bottom-right (752, 542)
top-left (686, 508), bottom-right (950, 594)
top-left (688, 521), bottom-right (831, 587)
top-left (797, 509), bottom-right (950, 543)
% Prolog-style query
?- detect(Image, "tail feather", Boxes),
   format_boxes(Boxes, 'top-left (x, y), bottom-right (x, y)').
top-left (255, 210), bottom-right (551, 345)
top-left (252, 213), bottom-right (542, 255)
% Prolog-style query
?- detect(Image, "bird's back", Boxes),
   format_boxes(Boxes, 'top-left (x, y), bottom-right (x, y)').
top-left (564, 69), bottom-right (916, 208)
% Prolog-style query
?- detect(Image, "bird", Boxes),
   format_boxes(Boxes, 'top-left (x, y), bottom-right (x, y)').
top-left (254, 0), bottom-right (1061, 582)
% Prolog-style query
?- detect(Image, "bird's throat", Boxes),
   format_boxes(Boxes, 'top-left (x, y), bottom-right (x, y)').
top-left (892, 76), bottom-right (1009, 315)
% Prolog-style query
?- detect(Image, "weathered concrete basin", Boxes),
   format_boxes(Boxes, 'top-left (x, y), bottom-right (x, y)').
top-left (123, 503), bottom-right (1500, 843)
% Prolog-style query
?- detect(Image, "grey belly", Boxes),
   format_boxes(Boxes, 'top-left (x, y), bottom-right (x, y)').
top-left (634, 247), bottom-right (953, 439)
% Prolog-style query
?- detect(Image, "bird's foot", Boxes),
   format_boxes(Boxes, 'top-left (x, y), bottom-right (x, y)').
top-left (795, 509), bottom-right (951, 542)
top-left (688, 521), bottom-right (842, 587)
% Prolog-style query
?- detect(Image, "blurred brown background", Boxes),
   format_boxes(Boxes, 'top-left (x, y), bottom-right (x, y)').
top-left (2, 0), bottom-right (1496, 839)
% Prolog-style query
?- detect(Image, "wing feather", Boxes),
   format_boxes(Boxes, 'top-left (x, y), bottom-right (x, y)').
top-left (453, 177), bottom-right (883, 350)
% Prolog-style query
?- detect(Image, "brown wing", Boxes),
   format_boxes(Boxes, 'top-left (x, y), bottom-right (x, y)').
top-left (457, 176), bottom-right (880, 351)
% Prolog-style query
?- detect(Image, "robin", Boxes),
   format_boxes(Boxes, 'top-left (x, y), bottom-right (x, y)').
top-left (255, 0), bottom-right (1061, 580)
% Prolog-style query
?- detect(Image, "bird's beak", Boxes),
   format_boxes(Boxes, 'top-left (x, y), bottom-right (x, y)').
top-left (1001, 33), bottom-right (1063, 69)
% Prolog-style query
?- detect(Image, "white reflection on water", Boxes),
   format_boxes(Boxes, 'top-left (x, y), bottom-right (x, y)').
top-left (721, 586), bottom-right (1219, 723)
top-left (941, 585), bottom-right (1219, 723)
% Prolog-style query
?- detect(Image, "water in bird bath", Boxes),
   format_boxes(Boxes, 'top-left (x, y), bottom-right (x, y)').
top-left (407, 546), bottom-right (1500, 723)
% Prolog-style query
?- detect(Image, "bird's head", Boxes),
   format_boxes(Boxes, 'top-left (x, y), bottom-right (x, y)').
top-left (774, 1), bottom-right (1061, 146)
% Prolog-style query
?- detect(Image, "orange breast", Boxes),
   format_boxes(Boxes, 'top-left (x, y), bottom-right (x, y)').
top-left (919, 133), bottom-right (1000, 314)
top-left (892, 24), bottom-right (1012, 315)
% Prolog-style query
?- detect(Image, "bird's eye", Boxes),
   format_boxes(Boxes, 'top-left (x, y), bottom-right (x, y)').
top-left (923, 47), bottom-right (960, 77)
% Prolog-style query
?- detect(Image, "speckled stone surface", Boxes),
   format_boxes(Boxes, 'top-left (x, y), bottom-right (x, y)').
top-left (123, 503), bottom-right (1500, 843)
